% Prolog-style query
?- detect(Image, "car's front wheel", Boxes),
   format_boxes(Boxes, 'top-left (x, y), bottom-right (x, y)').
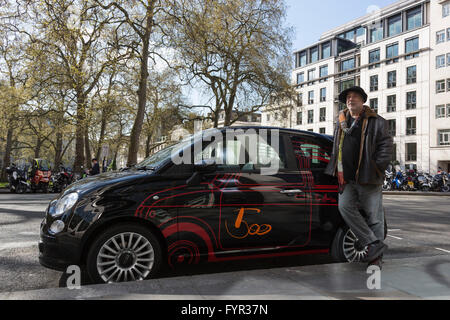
top-left (86, 223), bottom-right (163, 284)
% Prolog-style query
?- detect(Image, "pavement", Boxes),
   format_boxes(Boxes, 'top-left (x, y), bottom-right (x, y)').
top-left (0, 255), bottom-right (449, 300)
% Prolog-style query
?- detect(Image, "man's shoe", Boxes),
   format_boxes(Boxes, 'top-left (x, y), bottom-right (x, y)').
top-left (363, 241), bottom-right (388, 262)
top-left (367, 255), bottom-right (383, 270)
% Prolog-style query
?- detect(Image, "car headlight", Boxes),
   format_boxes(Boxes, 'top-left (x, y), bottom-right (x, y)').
top-left (53, 192), bottom-right (79, 217)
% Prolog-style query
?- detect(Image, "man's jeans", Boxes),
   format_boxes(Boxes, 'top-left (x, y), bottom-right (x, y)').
top-left (338, 181), bottom-right (385, 247)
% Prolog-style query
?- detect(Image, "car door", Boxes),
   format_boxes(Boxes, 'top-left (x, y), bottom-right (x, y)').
top-left (214, 129), bottom-right (314, 251)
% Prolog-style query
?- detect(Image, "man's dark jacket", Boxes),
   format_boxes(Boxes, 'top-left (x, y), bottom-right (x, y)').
top-left (90, 162), bottom-right (100, 175)
top-left (324, 106), bottom-right (393, 185)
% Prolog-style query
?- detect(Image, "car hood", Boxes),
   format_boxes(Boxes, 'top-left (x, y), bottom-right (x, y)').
top-left (63, 170), bottom-right (156, 197)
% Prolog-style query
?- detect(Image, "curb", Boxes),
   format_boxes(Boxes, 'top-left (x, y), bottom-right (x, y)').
top-left (382, 191), bottom-right (450, 196)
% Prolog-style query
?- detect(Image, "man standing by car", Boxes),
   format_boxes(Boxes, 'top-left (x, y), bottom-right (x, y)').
top-left (325, 86), bottom-right (393, 268)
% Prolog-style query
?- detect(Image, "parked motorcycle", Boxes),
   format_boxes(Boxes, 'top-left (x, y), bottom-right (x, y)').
top-left (430, 172), bottom-right (449, 192)
top-left (29, 158), bottom-right (52, 193)
top-left (382, 170), bottom-right (394, 191)
top-left (6, 163), bottom-right (29, 193)
top-left (392, 171), bottom-right (408, 191)
top-left (51, 165), bottom-right (74, 193)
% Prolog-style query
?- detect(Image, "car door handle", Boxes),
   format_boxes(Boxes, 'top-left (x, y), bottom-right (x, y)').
top-left (280, 189), bottom-right (303, 194)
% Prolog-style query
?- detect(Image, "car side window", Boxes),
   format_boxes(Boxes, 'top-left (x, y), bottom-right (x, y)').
top-left (291, 136), bottom-right (331, 170)
top-left (194, 131), bottom-right (287, 173)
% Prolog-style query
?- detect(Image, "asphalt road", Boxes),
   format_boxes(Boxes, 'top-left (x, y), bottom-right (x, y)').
top-left (0, 192), bottom-right (449, 293)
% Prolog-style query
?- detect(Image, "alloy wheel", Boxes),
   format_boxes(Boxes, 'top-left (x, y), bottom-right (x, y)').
top-left (96, 232), bottom-right (155, 283)
top-left (342, 229), bottom-right (368, 262)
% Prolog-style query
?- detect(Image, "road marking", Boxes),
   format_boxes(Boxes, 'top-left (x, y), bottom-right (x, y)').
top-left (388, 229), bottom-right (401, 232)
top-left (0, 241), bottom-right (37, 251)
top-left (435, 248), bottom-right (450, 254)
top-left (387, 235), bottom-right (403, 240)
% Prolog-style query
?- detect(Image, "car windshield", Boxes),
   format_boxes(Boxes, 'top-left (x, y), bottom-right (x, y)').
top-left (136, 129), bottom-right (213, 169)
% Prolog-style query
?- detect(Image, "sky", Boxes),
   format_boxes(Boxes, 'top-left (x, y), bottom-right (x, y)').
top-left (285, 0), bottom-right (398, 52)
top-left (189, 0), bottom-right (398, 107)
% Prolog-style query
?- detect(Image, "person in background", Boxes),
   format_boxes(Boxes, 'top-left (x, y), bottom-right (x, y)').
top-left (89, 158), bottom-right (100, 176)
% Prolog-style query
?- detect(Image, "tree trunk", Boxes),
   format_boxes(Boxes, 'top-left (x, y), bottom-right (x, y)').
top-left (96, 114), bottom-right (107, 161)
top-left (34, 137), bottom-right (42, 158)
top-left (1, 128), bottom-right (14, 181)
top-left (84, 124), bottom-right (92, 168)
top-left (145, 132), bottom-right (152, 158)
top-left (127, 5), bottom-right (155, 166)
top-left (54, 131), bottom-right (63, 168)
top-left (74, 93), bottom-right (86, 174)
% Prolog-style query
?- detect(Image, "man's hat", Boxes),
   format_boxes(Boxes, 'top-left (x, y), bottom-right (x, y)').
top-left (338, 86), bottom-right (368, 104)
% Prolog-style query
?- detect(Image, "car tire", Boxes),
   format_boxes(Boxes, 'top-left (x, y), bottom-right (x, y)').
top-left (331, 214), bottom-right (388, 263)
top-left (86, 223), bottom-right (163, 284)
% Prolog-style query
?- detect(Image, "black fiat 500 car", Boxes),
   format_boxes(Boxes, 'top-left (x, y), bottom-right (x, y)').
top-left (39, 127), bottom-right (385, 283)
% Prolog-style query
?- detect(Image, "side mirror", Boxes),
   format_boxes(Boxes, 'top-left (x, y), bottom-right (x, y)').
top-left (193, 160), bottom-right (217, 174)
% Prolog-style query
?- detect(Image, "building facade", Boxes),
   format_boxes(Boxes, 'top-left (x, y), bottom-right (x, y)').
top-left (262, 0), bottom-right (450, 173)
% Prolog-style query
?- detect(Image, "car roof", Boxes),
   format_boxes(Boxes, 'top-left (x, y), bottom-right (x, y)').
top-left (218, 126), bottom-right (333, 142)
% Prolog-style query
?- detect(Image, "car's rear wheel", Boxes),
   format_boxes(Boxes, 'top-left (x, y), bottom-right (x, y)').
top-left (86, 223), bottom-right (163, 284)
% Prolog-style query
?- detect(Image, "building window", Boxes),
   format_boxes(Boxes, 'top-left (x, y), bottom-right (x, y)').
top-left (439, 130), bottom-right (450, 146)
top-left (338, 102), bottom-right (346, 111)
top-left (443, 2), bottom-right (450, 18)
top-left (370, 75), bottom-right (378, 92)
top-left (436, 55), bottom-right (446, 68)
top-left (308, 110), bottom-right (314, 124)
top-left (388, 119), bottom-right (396, 136)
top-left (447, 28), bottom-right (450, 41)
top-left (405, 37), bottom-right (419, 59)
top-left (297, 112), bottom-right (302, 125)
top-left (406, 117), bottom-right (416, 136)
top-left (388, 14), bottom-right (402, 37)
top-left (447, 53), bottom-right (450, 66)
top-left (448, 79), bottom-right (450, 91)
top-left (370, 98), bottom-right (378, 113)
top-left (406, 143), bottom-right (417, 162)
top-left (437, 80), bottom-right (446, 93)
top-left (340, 79), bottom-right (355, 92)
top-left (266, 114), bottom-right (270, 122)
top-left (392, 143), bottom-right (397, 161)
top-left (320, 88), bottom-right (326, 102)
top-left (299, 51), bottom-right (307, 67)
top-left (274, 113), bottom-right (279, 120)
top-left (447, 104), bottom-right (450, 117)
top-left (319, 65), bottom-right (328, 82)
top-left (341, 58), bottom-right (355, 72)
top-left (307, 69), bottom-right (315, 83)
top-left (386, 43), bottom-right (399, 64)
top-left (319, 128), bottom-right (326, 134)
top-left (308, 91), bottom-right (314, 104)
top-left (406, 6), bottom-right (422, 31)
top-left (310, 46), bottom-right (318, 63)
top-left (369, 49), bottom-right (380, 69)
top-left (297, 93), bottom-right (303, 106)
top-left (387, 95), bottom-right (396, 113)
top-left (406, 66), bottom-right (417, 84)
top-left (436, 105), bottom-right (446, 118)
top-left (387, 71), bottom-right (397, 88)
top-left (406, 91), bottom-right (416, 110)
top-left (319, 107), bottom-right (326, 122)
top-left (321, 42), bottom-right (331, 60)
top-left (437, 30), bottom-right (446, 44)
top-left (370, 25), bottom-right (383, 43)
top-left (297, 72), bottom-right (304, 85)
